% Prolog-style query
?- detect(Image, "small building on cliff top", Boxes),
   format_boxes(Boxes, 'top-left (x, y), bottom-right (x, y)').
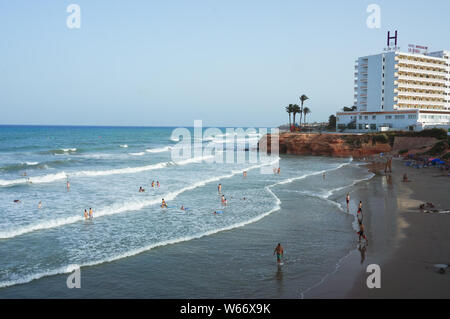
top-left (336, 34), bottom-right (450, 133)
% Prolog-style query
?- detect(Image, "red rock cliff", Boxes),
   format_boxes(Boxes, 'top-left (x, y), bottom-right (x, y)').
top-left (259, 133), bottom-right (392, 157)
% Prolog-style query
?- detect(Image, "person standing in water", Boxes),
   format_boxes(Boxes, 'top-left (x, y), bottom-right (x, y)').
top-left (84, 209), bottom-right (88, 220)
top-left (66, 180), bottom-right (70, 192)
top-left (156, 181), bottom-right (160, 188)
top-left (89, 208), bottom-right (93, 219)
top-left (151, 180), bottom-right (155, 188)
top-left (346, 193), bottom-right (350, 211)
top-left (218, 184), bottom-right (222, 194)
top-left (38, 201), bottom-right (42, 209)
top-left (161, 198), bottom-right (167, 208)
top-left (273, 243), bottom-right (284, 265)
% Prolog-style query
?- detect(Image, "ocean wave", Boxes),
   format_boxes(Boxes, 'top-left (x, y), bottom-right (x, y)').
top-left (119, 145), bottom-right (128, 148)
top-left (0, 172), bottom-right (69, 187)
top-left (0, 158), bottom-right (280, 240)
top-left (0, 155), bottom-right (217, 187)
top-left (146, 146), bottom-right (172, 153)
top-left (0, 159), bottom-right (281, 288)
top-left (129, 152), bottom-right (146, 156)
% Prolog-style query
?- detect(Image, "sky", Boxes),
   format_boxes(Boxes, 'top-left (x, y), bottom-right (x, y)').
top-left (0, 0), bottom-right (449, 127)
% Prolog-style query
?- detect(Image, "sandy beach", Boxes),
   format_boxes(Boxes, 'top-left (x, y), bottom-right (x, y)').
top-left (306, 158), bottom-right (450, 298)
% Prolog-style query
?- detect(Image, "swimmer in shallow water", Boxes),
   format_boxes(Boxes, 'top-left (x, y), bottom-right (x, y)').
top-left (84, 209), bottom-right (88, 220)
top-left (89, 208), bottom-right (93, 219)
top-left (161, 199), bottom-right (167, 208)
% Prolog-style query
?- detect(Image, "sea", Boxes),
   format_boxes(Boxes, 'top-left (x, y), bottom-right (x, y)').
top-left (0, 125), bottom-right (374, 298)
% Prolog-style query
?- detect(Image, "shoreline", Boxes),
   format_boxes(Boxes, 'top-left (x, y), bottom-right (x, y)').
top-left (305, 159), bottom-right (450, 298)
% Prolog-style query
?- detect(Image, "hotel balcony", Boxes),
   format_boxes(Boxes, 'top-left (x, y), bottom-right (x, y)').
top-left (397, 74), bottom-right (447, 84)
top-left (396, 82), bottom-right (446, 91)
top-left (397, 66), bottom-right (448, 77)
top-left (396, 58), bottom-right (448, 70)
top-left (396, 98), bottom-right (445, 107)
top-left (397, 91), bottom-right (445, 99)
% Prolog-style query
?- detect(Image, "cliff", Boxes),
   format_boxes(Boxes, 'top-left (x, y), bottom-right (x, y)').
top-left (259, 133), bottom-right (392, 158)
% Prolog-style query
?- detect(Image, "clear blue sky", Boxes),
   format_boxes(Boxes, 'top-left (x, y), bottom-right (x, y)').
top-left (0, 0), bottom-right (449, 127)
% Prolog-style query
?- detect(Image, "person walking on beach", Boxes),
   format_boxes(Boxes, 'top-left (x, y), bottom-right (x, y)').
top-left (358, 221), bottom-right (368, 244)
top-left (274, 243), bottom-right (284, 265)
top-left (357, 201), bottom-right (363, 223)
top-left (346, 193), bottom-right (350, 211)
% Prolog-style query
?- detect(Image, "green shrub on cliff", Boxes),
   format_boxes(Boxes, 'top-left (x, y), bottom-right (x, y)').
top-left (372, 134), bottom-right (389, 144)
top-left (425, 140), bottom-right (449, 156)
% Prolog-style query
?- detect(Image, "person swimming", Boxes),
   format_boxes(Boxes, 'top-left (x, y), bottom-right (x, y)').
top-left (14, 200), bottom-right (21, 204)
top-left (181, 206), bottom-right (186, 211)
top-left (139, 186), bottom-right (145, 192)
top-left (161, 199), bottom-right (167, 208)
top-left (38, 201), bottom-right (42, 209)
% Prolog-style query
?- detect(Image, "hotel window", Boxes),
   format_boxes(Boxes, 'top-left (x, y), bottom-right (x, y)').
top-left (385, 115), bottom-right (392, 119)
top-left (370, 124), bottom-right (377, 130)
top-left (359, 116), bottom-right (362, 120)
top-left (364, 116), bottom-right (368, 120)
top-left (408, 115), bottom-right (417, 119)
top-left (395, 115), bottom-right (405, 119)
top-left (358, 124), bottom-right (363, 129)
top-left (372, 115), bottom-right (376, 120)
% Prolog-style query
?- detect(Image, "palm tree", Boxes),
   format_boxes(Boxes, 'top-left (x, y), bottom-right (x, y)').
top-left (285, 104), bottom-right (294, 127)
top-left (299, 95), bottom-right (309, 126)
top-left (303, 107), bottom-right (311, 125)
top-left (292, 104), bottom-right (301, 127)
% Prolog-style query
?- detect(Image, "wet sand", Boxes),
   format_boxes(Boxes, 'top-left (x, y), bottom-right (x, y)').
top-left (306, 159), bottom-right (450, 298)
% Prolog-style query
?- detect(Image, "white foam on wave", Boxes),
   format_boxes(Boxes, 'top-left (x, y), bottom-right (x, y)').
top-left (0, 155), bottom-right (216, 187)
top-left (146, 146), bottom-right (172, 153)
top-left (61, 148), bottom-right (77, 152)
top-left (129, 152), bottom-right (146, 156)
top-left (120, 145), bottom-right (128, 148)
top-left (0, 172), bottom-right (68, 187)
top-left (24, 162), bottom-right (39, 166)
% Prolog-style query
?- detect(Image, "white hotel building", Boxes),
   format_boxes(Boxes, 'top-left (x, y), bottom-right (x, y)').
top-left (336, 49), bottom-right (450, 132)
